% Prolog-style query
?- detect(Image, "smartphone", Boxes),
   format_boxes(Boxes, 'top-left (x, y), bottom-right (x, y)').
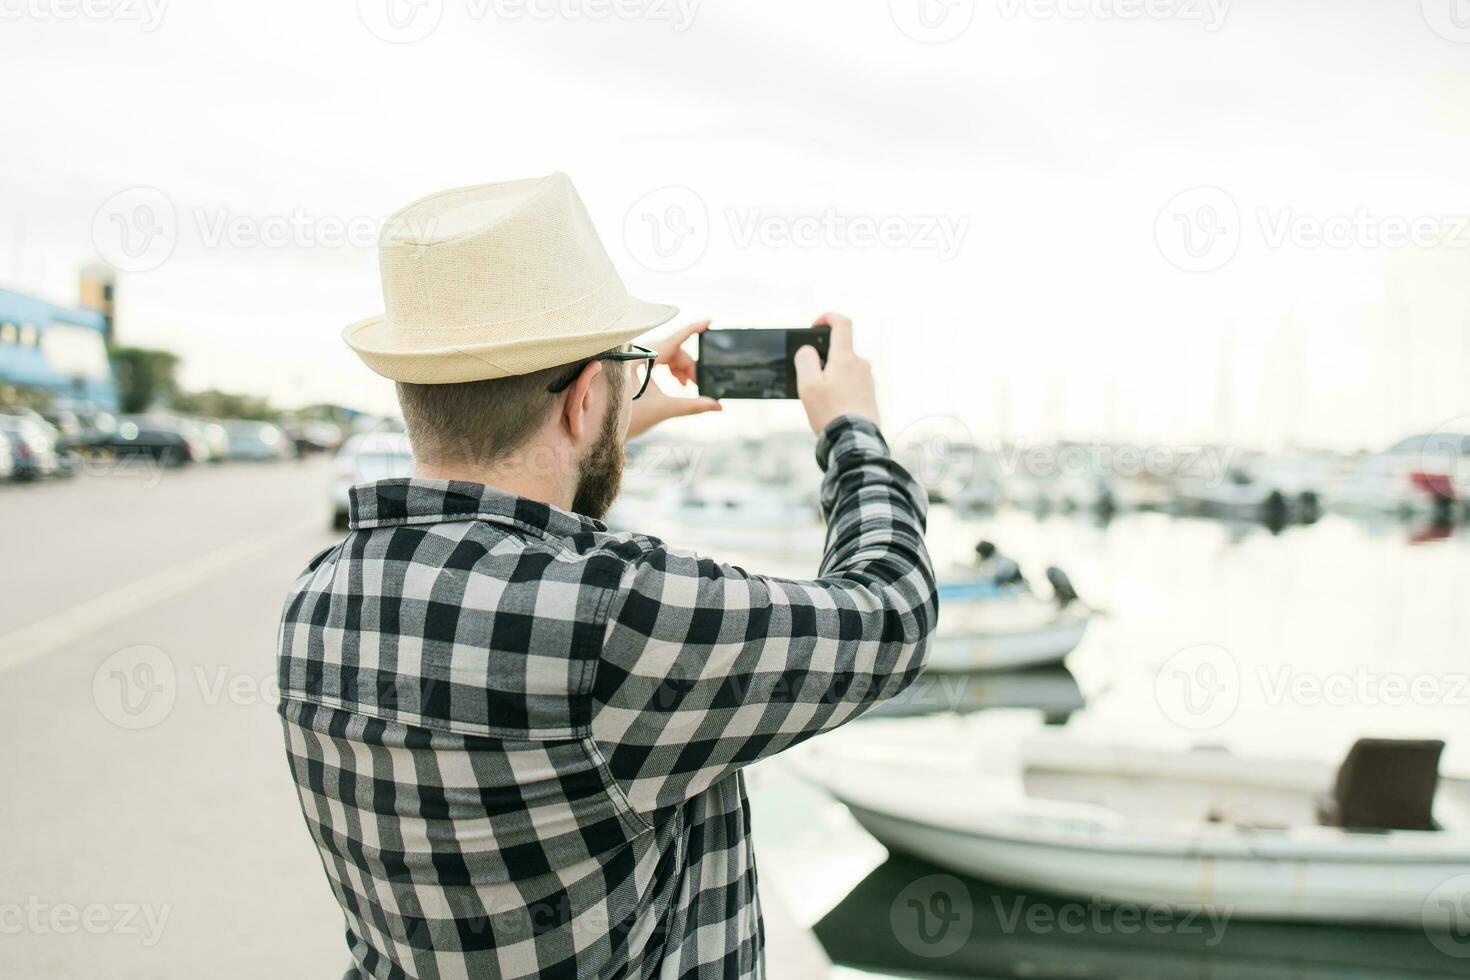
top-left (696, 327), bottom-right (831, 399)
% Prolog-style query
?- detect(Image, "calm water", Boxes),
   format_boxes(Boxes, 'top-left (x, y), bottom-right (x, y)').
top-left (745, 505), bottom-right (1470, 978)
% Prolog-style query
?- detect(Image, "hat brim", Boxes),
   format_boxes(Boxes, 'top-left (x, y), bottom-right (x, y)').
top-left (343, 296), bottom-right (679, 384)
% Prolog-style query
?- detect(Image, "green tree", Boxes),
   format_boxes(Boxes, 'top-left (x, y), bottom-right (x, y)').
top-left (173, 388), bottom-right (277, 421)
top-left (110, 347), bottom-right (180, 414)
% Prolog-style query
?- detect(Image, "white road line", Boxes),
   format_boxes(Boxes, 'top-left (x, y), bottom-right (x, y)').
top-left (0, 517), bottom-right (325, 675)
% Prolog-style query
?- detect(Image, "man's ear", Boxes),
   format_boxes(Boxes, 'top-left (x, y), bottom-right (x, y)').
top-left (560, 361), bottom-right (605, 445)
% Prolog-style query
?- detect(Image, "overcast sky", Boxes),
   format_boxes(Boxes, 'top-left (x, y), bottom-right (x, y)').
top-left (4, 0), bottom-right (1470, 450)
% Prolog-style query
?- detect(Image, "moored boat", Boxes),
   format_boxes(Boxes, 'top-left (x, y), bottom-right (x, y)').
top-left (801, 721), bottom-right (1470, 928)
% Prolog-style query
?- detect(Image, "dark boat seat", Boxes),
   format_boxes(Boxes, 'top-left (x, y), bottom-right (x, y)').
top-left (1319, 738), bottom-right (1444, 832)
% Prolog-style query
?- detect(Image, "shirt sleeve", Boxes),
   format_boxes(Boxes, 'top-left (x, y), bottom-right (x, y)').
top-left (590, 415), bottom-right (937, 816)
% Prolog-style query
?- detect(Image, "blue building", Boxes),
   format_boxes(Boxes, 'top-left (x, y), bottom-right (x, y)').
top-left (0, 271), bottom-right (118, 412)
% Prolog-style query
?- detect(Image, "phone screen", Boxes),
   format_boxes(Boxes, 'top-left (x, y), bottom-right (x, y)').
top-left (697, 328), bottom-right (830, 399)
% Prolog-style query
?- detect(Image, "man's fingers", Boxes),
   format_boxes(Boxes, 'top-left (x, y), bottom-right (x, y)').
top-left (666, 319), bottom-right (711, 353)
top-left (793, 345), bottom-right (823, 392)
top-left (667, 351), bottom-right (697, 385)
top-left (813, 312), bottom-right (853, 354)
top-left (666, 396), bottom-right (721, 419)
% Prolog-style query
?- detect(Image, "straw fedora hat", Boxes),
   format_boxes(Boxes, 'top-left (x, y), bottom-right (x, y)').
top-left (344, 172), bottom-right (677, 383)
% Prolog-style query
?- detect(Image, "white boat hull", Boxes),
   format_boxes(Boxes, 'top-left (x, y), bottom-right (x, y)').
top-left (802, 727), bottom-right (1470, 928)
top-left (844, 802), bottom-right (1465, 927)
top-left (926, 610), bottom-right (1089, 673)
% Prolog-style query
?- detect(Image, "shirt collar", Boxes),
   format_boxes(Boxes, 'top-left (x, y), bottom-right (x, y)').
top-left (348, 479), bottom-right (606, 541)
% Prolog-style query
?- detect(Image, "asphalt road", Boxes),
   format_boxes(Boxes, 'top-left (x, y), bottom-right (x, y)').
top-left (0, 459), bottom-right (830, 978)
top-left (0, 459), bottom-right (347, 978)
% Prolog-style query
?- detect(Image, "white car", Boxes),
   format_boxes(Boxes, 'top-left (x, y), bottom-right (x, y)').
top-left (331, 432), bottom-right (414, 529)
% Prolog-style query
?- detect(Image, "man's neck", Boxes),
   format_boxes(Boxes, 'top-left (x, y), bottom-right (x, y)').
top-left (415, 455), bottom-right (575, 512)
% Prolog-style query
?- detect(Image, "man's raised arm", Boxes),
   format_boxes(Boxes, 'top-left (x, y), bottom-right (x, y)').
top-left (590, 313), bottom-right (937, 817)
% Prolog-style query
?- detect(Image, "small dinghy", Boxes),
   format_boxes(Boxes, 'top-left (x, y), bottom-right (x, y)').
top-left (932, 550), bottom-right (1091, 672)
top-left (802, 722), bottom-right (1470, 927)
top-left (928, 598), bottom-right (1090, 672)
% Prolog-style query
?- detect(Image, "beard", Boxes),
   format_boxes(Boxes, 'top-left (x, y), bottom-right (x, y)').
top-left (570, 402), bottom-right (625, 520)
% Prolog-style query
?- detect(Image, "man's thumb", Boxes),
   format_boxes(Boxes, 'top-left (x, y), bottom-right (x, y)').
top-left (681, 397), bottom-right (723, 416)
top-left (793, 346), bottom-right (822, 391)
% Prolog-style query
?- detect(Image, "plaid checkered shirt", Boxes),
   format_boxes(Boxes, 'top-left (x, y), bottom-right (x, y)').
top-left (277, 415), bottom-right (937, 979)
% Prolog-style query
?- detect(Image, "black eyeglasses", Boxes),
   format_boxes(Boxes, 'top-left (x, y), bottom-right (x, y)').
top-left (546, 345), bottom-right (658, 400)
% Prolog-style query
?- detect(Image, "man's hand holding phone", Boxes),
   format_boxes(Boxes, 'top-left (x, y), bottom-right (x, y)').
top-left (794, 313), bottom-right (880, 434)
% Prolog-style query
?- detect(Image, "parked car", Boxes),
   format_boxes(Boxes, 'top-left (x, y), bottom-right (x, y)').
top-left (0, 430), bottom-right (16, 481)
top-left (0, 413), bottom-right (62, 479)
top-left (196, 419), bottom-right (231, 462)
top-left (75, 414), bottom-right (208, 466)
top-left (286, 420), bottom-right (344, 456)
top-left (221, 420), bottom-right (294, 461)
top-left (331, 432), bottom-right (414, 529)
